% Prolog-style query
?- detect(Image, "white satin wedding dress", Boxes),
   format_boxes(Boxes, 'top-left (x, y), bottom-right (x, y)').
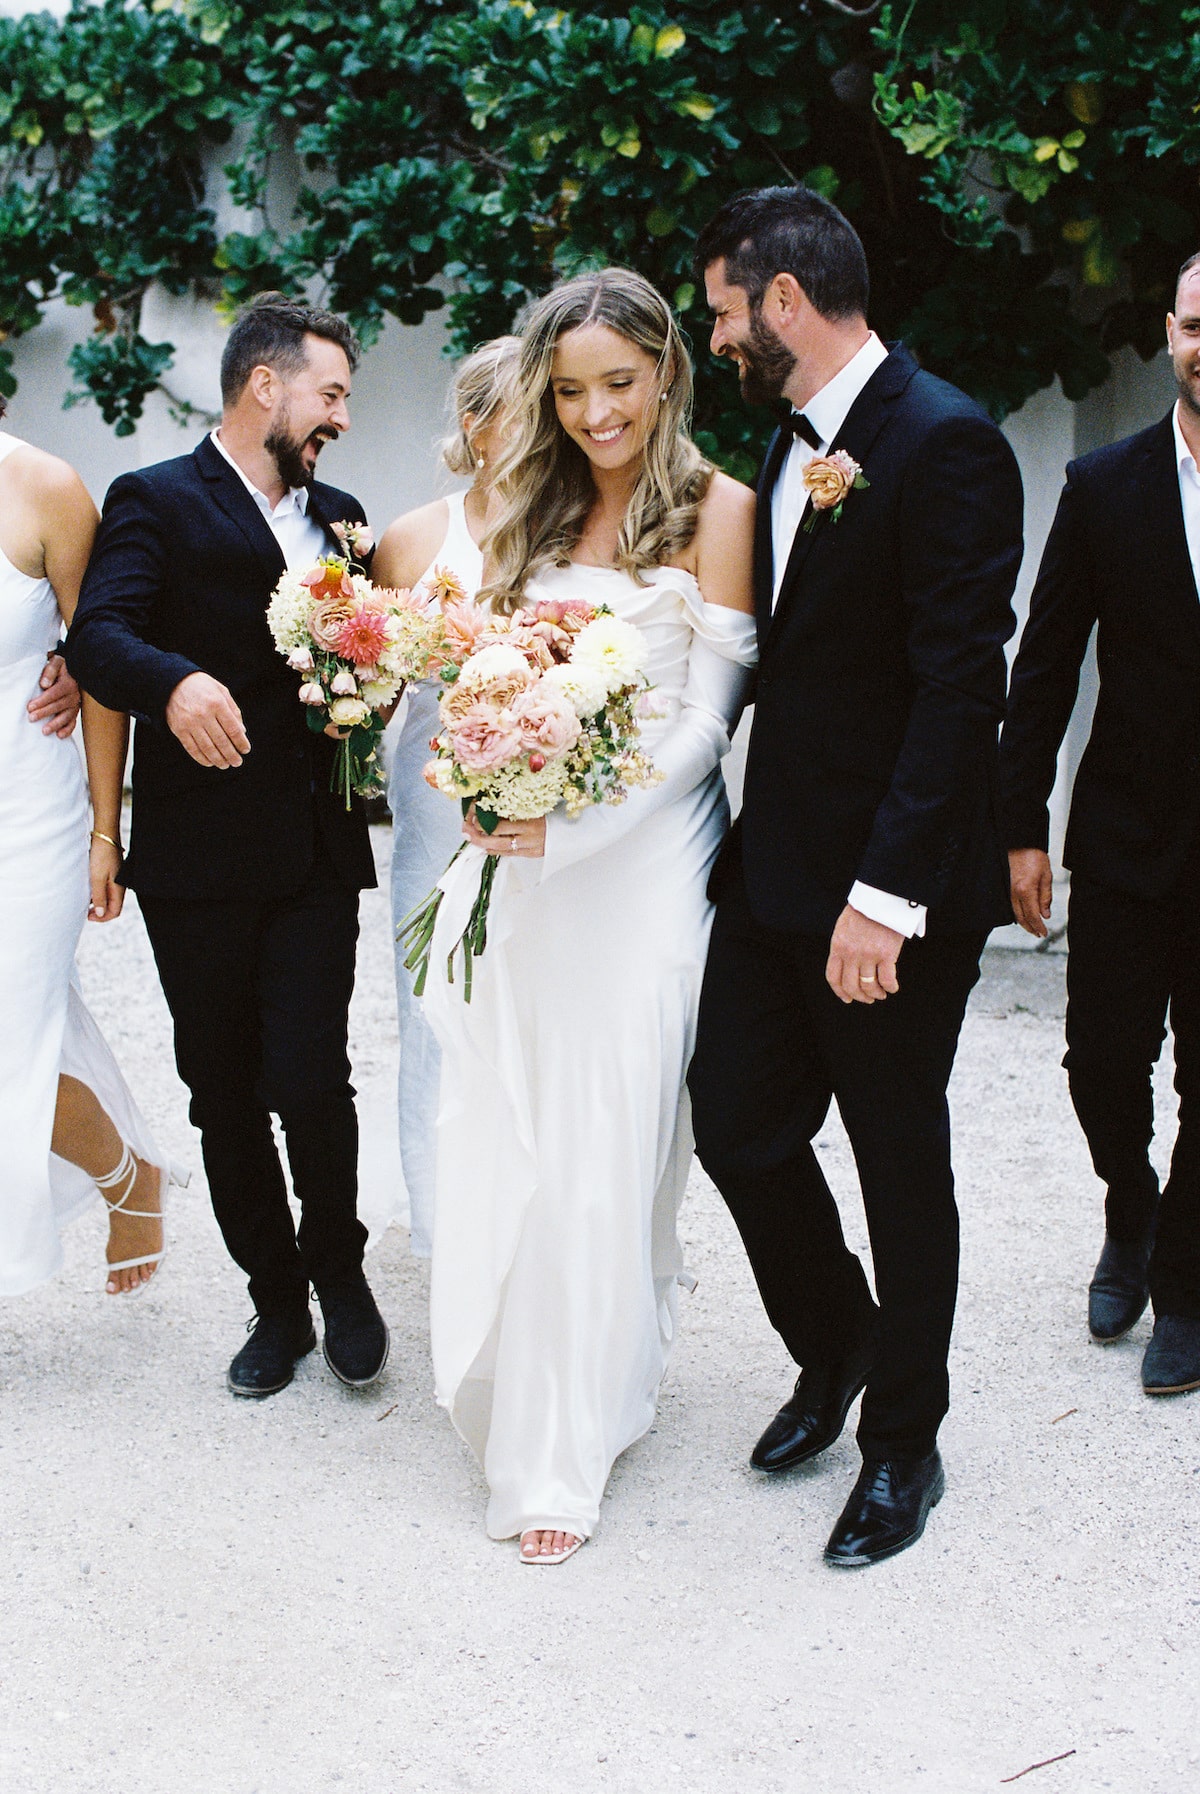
top-left (423, 560), bottom-right (757, 1541)
top-left (0, 429), bottom-right (167, 1296)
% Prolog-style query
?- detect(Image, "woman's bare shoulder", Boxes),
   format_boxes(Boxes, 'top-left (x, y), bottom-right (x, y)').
top-left (375, 498), bottom-right (450, 586)
top-left (698, 468), bottom-right (756, 528)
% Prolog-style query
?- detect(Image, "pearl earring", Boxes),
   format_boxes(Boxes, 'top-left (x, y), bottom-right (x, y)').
top-left (476, 455), bottom-right (486, 470)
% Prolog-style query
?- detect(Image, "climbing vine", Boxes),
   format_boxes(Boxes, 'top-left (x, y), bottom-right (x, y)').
top-left (1, 0), bottom-right (1198, 457)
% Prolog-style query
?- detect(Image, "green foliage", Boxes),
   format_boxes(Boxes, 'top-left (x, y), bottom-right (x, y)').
top-left (2, 0), bottom-right (1199, 455)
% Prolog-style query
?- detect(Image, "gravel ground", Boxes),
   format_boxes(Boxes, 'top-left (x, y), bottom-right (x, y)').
top-left (2, 827), bottom-right (1196, 1794)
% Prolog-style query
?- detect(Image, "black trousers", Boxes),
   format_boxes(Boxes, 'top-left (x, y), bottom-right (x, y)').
top-left (689, 872), bottom-right (985, 1459)
top-left (138, 848), bottom-right (367, 1320)
top-left (1065, 849), bottom-right (1200, 1320)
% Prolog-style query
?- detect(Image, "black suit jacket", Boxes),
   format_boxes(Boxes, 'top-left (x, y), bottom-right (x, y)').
top-left (718, 343), bottom-right (1023, 936)
top-left (66, 435), bottom-right (378, 901)
top-left (998, 413), bottom-right (1200, 898)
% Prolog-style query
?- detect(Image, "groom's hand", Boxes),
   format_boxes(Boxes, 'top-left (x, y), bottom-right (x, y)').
top-left (166, 671), bottom-right (250, 768)
top-left (826, 905), bottom-right (903, 1005)
top-left (1008, 847), bottom-right (1053, 938)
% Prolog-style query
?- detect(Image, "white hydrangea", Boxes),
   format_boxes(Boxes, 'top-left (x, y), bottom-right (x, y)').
top-left (457, 643), bottom-right (531, 689)
top-left (479, 756), bottom-right (572, 819)
top-left (540, 661), bottom-right (609, 720)
top-left (570, 613), bottom-right (647, 695)
top-left (266, 571), bottom-right (316, 653)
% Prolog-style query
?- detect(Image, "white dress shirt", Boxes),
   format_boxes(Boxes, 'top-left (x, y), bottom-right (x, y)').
top-left (767, 334), bottom-right (926, 939)
top-left (209, 429), bottom-right (328, 572)
top-left (1172, 402), bottom-right (1200, 593)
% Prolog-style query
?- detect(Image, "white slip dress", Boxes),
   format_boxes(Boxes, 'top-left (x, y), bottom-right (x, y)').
top-left (387, 491), bottom-right (484, 1256)
top-left (423, 561), bottom-right (757, 1541)
top-left (0, 430), bottom-right (168, 1296)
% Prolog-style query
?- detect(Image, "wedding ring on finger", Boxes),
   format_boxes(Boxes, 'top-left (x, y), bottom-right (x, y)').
top-left (859, 973), bottom-right (877, 985)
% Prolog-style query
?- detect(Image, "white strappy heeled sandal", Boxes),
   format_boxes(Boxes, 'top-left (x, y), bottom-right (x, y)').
top-left (94, 1143), bottom-right (166, 1296)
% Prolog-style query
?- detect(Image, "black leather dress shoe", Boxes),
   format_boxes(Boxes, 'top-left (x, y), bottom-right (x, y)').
top-left (1089, 1228), bottom-right (1154, 1343)
top-left (227, 1311), bottom-right (317, 1397)
top-left (1141, 1314), bottom-right (1200, 1394)
top-left (823, 1450), bottom-right (945, 1567)
top-left (750, 1333), bottom-right (875, 1473)
top-left (318, 1273), bottom-right (390, 1387)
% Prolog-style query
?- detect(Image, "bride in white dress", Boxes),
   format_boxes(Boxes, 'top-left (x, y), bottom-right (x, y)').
top-left (422, 270), bottom-right (758, 1562)
top-left (0, 417), bottom-right (170, 1299)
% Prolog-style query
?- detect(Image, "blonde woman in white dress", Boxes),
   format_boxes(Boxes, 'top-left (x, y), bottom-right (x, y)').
top-left (0, 412), bottom-right (171, 1298)
top-left (375, 338), bottom-right (518, 1257)
top-left (422, 272), bottom-right (758, 1562)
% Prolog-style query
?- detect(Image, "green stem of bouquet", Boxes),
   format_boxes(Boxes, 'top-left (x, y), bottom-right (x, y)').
top-left (397, 842), bottom-right (500, 1004)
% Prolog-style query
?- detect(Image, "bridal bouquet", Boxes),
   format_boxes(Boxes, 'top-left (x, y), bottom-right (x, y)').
top-left (267, 530), bottom-right (440, 808)
top-left (399, 597), bottom-right (660, 999)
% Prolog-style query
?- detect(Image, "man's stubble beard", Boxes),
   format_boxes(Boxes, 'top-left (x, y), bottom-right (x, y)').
top-left (264, 399), bottom-right (315, 490)
top-left (735, 307), bottom-right (797, 409)
top-left (1175, 361), bottom-right (1200, 424)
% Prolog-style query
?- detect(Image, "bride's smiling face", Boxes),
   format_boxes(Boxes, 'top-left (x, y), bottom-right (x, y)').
top-left (549, 324), bottom-right (661, 472)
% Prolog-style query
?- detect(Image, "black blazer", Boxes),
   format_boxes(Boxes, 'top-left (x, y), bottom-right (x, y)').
top-left (719, 342), bottom-right (1024, 936)
top-left (66, 435), bottom-right (377, 901)
top-left (998, 413), bottom-right (1200, 898)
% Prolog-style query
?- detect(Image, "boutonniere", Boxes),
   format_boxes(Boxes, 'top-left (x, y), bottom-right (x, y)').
top-left (330, 518), bottom-right (375, 558)
top-left (802, 451), bottom-right (869, 532)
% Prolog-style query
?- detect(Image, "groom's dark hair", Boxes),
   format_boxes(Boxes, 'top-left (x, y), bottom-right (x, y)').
top-left (220, 292), bottom-right (360, 405)
top-left (696, 185), bottom-right (869, 322)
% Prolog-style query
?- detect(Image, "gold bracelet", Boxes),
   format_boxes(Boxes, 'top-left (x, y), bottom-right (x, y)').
top-left (90, 830), bottom-right (121, 851)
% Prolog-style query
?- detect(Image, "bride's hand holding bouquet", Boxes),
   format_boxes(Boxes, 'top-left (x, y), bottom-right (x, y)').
top-left (399, 595), bottom-right (661, 999)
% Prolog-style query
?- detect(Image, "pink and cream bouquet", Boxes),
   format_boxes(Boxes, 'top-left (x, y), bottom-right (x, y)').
top-left (400, 596), bottom-right (660, 999)
top-left (267, 526), bottom-right (440, 807)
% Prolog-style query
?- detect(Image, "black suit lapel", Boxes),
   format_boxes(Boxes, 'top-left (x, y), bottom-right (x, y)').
top-left (768, 344), bottom-right (917, 636)
top-left (1134, 415), bottom-right (1200, 651)
top-left (194, 435), bottom-right (287, 580)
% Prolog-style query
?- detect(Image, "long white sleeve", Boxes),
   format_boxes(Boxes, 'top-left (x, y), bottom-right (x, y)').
top-left (540, 610), bottom-right (756, 884)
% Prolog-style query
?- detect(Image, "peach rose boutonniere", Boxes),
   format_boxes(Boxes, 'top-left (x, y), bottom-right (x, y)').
top-left (801, 450), bottom-right (870, 533)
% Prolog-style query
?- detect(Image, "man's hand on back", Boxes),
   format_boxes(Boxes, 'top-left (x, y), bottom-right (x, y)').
top-left (166, 671), bottom-right (250, 769)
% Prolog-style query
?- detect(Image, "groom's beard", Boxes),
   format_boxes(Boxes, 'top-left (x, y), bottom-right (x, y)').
top-left (733, 310), bottom-right (797, 408)
top-left (264, 404), bottom-right (336, 490)
top-left (1176, 364), bottom-right (1200, 424)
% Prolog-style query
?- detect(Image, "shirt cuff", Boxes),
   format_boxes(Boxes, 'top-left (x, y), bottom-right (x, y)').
top-left (848, 881), bottom-right (927, 939)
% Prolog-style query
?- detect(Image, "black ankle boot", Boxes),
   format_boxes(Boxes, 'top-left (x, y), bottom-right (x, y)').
top-left (1088, 1225), bottom-right (1155, 1343)
top-left (317, 1272), bottom-right (389, 1387)
top-left (227, 1310), bottom-right (316, 1397)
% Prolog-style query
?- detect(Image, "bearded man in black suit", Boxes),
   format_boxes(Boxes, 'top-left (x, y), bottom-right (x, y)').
top-left (67, 294), bottom-right (389, 1398)
top-left (1000, 253), bottom-right (1200, 1399)
top-left (689, 187), bottom-right (1024, 1565)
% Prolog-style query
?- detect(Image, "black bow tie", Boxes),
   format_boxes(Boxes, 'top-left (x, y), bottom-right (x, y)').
top-left (789, 412), bottom-right (822, 450)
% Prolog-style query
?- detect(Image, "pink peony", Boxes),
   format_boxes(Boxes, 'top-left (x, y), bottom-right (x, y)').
top-left (334, 602), bottom-right (392, 666)
top-left (509, 684), bottom-right (581, 759)
top-left (440, 597), bottom-right (487, 663)
top-left (447, 701), bottom-right (525, 773)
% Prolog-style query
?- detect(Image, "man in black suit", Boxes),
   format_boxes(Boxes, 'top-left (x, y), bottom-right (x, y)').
top-left (689, 187), bottom-right (1023, 1565)
top-left (999, 254), bottom-right (1200, 1398)
top-left (67, 294), bottom-right (389, 1397)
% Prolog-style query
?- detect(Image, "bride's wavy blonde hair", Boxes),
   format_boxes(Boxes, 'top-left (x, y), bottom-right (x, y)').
top-left (481, 268), bottom-right (712, 612)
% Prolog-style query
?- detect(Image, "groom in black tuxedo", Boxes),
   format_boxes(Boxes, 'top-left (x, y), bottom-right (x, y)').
top-left (67, 294), bottom-right (388, 1397)
top-left (1000, 253), bottom-right (1200, 1397)
top-left (689, 187), bottom-right (1023, 1564)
